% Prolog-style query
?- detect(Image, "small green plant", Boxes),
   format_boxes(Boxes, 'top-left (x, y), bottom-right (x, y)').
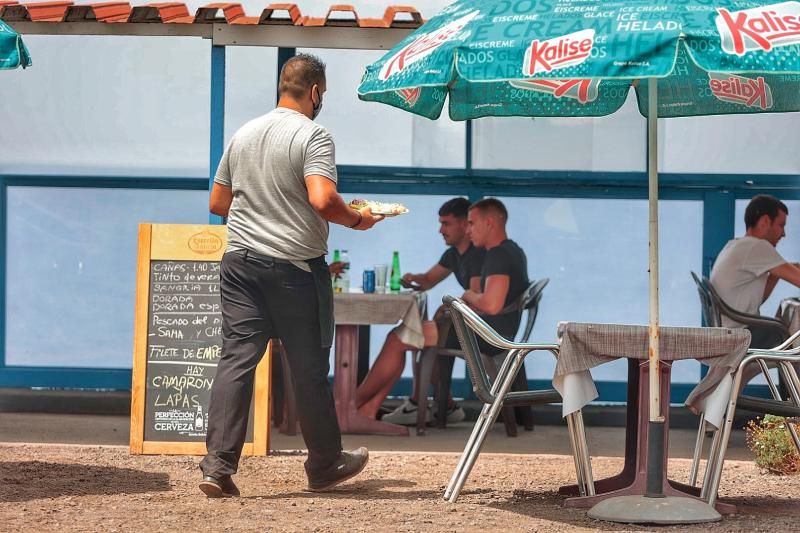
top-left (745, 414), bottom-right (800, 475)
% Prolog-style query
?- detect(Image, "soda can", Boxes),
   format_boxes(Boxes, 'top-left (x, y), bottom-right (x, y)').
top-left (362, 269), bottom-right (376, 294)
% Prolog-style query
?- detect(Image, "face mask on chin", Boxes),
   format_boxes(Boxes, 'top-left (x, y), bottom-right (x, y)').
top-left (312, 85), bottom-right (323, 120)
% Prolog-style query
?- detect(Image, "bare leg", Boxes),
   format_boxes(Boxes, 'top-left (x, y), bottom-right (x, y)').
top-left (357, 358), bottom-right (406, 419)
top-left (356, 332), bottom-right (411, 414)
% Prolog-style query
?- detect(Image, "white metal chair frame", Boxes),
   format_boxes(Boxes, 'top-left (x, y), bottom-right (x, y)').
top-left (442, 295), bottom-right (595, 503)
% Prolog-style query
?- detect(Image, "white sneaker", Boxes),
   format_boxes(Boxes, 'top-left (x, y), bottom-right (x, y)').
top-left (433, 403), bottom-right (466, 424)
top-left (381, 398), bottom-right (431, 425)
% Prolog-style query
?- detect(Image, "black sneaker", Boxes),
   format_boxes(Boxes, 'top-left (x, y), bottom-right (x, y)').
top-left (306, 447), bottom-right (369, 492)
top-left (199, 474), bottom-right (240, 498)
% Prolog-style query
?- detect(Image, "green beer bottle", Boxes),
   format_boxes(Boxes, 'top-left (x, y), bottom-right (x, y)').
top-left (332, 249), bottom-right (341, 293)
top-left (390, 251), bottom-right (401, 293)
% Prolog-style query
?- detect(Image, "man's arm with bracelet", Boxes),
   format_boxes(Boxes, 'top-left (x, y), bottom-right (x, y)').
top-left (305, 175), bottom-right (384, 230)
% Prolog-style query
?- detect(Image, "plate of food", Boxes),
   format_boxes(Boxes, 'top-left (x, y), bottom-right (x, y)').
top-left (348, 198), bottom-right (410, 217)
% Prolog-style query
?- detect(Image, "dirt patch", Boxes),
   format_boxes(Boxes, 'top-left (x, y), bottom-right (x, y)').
top-left (0, 444), bottom-right (797, 532)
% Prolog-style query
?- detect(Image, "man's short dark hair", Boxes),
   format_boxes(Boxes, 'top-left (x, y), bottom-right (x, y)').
top-left (745, 194), bottom-right (788, 229)
top-left (279, 53), bottom-right (326, 99)
top-left (469, 198), bottom-right (508, 223)
top-left (438, 197), bottom-right (471, 218)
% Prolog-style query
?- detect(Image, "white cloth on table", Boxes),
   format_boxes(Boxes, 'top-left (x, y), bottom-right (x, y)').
top-left (553, 322), bottom-right (750, 429)
top-left (333, 292), bottom-right (427, 349)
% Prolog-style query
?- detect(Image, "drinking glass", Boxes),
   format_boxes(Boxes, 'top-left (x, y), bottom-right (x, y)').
top-left (374, 264), bottom-right (388, 294)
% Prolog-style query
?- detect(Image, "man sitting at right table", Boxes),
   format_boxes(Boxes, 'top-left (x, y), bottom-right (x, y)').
top-left (711, 194), bottom-right (800, 347)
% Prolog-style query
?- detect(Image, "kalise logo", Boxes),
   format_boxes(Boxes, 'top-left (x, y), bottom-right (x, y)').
top-left (708, 73), bottom-right (773, 110)
top-left (716, 2), bottom-right (800, 55)
top-left (509, 78), bottom-right (600, 104)
top-left (396, 87), bottom-right (421, 107)
top-left (379, 10), bottom-right (479, 80)
top-left (523, 29), bottom-right (595, 77)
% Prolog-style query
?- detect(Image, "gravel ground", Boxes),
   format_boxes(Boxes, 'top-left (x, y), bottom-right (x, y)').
top-left (0, 444), bottom-right (797, 532)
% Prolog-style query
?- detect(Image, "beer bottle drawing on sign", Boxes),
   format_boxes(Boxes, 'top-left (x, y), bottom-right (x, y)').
top-left (195, 405), bottom-right (204, 431)
top-left (390, 251), bottom-right (402, 293)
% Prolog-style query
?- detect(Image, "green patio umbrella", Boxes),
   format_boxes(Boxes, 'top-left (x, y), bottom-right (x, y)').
top-left (358, 0), bottom-right (800, 524)
top-left (0, 19), bottom-right (31, 70)
top-left (359, 0), bottom-right (800, 119)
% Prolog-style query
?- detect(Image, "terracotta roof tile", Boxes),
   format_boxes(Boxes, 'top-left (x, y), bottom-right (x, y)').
top-left (1, 2), bottom-right (426, 27)
top-left (229, 14), bottom-right (257, 24)
top-left (303, 4), bottom-right (359, 27)
top-left (2, 0), bottom-right (73, 22)
top-left (64, 2), bottom-right (131, 23)
top-left (257, 3), bottom-right (302, 26)
top-left (193, 2), bottom-right (244, 24)
top-left (128, 3), bottom-right (193, 24)
top-left (382, 5), bottom-right (423, 28)
top-left (0, 1), bottom-right (19, 19)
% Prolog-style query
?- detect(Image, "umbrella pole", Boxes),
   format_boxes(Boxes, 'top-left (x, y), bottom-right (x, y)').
top-left (587, 79), bottom-right (721, 524)
top-left (645, 75), bottom-right (665, 499)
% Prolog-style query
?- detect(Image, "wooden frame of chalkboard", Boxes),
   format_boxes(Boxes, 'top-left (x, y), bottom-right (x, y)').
top-left (130, 223), bottom-right (271, 456)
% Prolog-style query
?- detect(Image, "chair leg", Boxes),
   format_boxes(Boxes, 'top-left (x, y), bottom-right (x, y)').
top-left (447, 351), bottom-right (526, 503)
top-left (444, 349), bottom-right (522, 502)
top-left (688, 419), bottom-right (706, 487)
top-left (415, 347), bottom-right (437, 436)
top-left (758, 360), bottom-right (800, 454)
top-left (512, 363), bottom-right (534, 431)
top-left (436, 356), bottom-right (455, 430)
top-left (706, 409), bottom-right (737, 507)
top-left (484, 353), bottom-right (517, 437)
top-left (572, 409), bottom-right (595, 496)
top-left (444, 401), bottom-right (493, 501)
top-left (566, 413), bottom-right (588, 496)
top-left (700, 422), bottom-right (724, 500)
top-left (778, 362), bottom-right (800, 453)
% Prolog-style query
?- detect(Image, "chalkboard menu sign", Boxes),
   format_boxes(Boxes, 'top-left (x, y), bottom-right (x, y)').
top-left (130, 224), bottom-right (270, 456)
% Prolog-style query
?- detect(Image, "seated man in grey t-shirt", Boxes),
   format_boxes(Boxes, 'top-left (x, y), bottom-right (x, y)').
top-left (711, 194), bottom-right (800, 347)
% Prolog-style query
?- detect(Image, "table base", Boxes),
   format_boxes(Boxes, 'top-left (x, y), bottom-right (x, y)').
top-left (559, 359), bottom-right (735, 515)
top-left (334, 325), bottom-right (409, 436)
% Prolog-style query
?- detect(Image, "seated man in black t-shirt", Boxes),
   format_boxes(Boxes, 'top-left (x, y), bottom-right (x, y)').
top-left (356, 198), bottom-right (485, 424)
top-left (461, 198), bottom-right (529, 348)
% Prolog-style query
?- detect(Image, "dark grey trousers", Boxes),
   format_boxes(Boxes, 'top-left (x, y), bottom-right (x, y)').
top-left (200, 250), bottom-right (342, 479)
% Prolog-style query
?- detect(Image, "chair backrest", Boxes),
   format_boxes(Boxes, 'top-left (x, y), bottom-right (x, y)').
top-left (704, 274), bottom-right (758, 324)
top-left (690, 271), bottom-right (721, 327)
top-left (704, 275), bottom-right (790, 348)
top-left (518, 278), bottom-right (549, 343)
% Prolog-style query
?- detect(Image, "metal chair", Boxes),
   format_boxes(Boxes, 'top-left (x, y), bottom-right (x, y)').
top-left (415, 278), bottom-right (549, 436)
top-left (701, 340), bottom-right (800, 507)
top-left (690, 271), bottom-right (721, 328)
top-left (688, 273), bottom-right (800, 500)
top-left (441, 295), bottom-right (594, 503)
